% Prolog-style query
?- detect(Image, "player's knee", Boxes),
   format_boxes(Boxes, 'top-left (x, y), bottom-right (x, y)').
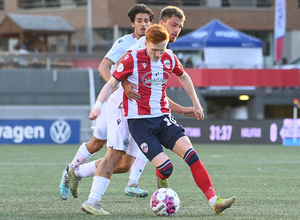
top-left (156, 160), bottom-right (173, 180)
top-left (110, 150), bottom-right (124, 162)
top-left (183, 148), bottom-right (199, 166)
top-left (114, 161), bottom-right (132, 173)
top-left (87, 138), bottom-right (106, 153)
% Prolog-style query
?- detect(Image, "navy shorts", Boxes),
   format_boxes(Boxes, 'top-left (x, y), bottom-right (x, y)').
top-left (127, 114), bottom-right (185, 161)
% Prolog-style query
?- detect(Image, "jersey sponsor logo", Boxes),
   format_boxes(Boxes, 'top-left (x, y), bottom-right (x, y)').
top-left (163, 59), bottom-right (171, 69)
top-left (140, 142), bottom-right (148, 153)
top-left (142, 62), bottom-right (147, 68)
top-left (141, 71), bottom-right (169, 88)
top-left (50, 120), bottom-right (71, 144)
top-left (117, 63), bottom-right (124, 72)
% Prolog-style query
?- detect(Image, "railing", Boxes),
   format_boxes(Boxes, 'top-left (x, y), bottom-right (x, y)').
top-left (137, 0), bottom-right (272, 7)
top-left (136, 0), bottom-right (206, 6)
top-left (18, 0), bottom-right (87, 9)
top-left (0, 52), bottom-right (104, 70)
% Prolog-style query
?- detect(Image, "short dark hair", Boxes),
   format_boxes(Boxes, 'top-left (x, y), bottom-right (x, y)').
top-left (160, 6), bottom-right (185, 22)
top-left (127, 4), bottom-right (154, 23)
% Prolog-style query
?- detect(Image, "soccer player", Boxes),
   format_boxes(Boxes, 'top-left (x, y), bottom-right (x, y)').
top-left (59, 4), bottom-right (195, 200)
top-left (116, 6), bottom-right (186, 103)
top-left (59, 3), bottom-right (154, 200)
top-left (117, 6), bottom-right (191, 189)
top-left (82, 24), bottom-right (237, 216)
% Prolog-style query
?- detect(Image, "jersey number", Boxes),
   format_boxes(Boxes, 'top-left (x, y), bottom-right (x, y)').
top-left (164, 115), bottom-right (178, 127)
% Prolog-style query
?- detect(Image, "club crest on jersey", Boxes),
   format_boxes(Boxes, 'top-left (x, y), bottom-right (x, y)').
top-left (141, 71), bottom-right (169, 88)
top-left (97, 128), bottom-right (103, 136)
top-left (137, 43), bottom-right (144, 49)
top-left (164, 59), bottom-right (171, 69)
top-left (140, 142), bottom-right (148, 153)
top-left (123, 138), bottom-right (129, 148)
top-left (117, 63), bottom-right (124, 72)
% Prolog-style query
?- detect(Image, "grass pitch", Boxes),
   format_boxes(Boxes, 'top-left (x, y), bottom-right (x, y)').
top-left (0, 144), bottom-right (299, 220)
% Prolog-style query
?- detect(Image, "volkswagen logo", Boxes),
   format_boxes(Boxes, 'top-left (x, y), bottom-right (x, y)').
top-left (50, 120), bottom-right (71, 144)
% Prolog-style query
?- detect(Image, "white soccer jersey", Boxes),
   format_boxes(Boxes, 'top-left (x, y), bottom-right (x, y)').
top-left (105, 33), bottom-right (138, 107)
top-left (127, 36), bottom-right (146, 52)
top-left (113, 48), bottom-right (184, 119)
top-left (105, 33), bottom-right (138, 64)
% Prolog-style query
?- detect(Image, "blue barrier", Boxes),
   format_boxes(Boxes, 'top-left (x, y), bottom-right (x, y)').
top-left (0, 119), bottom-right (80, 144)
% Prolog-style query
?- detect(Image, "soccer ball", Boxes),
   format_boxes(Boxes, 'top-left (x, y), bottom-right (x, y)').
top-left (150, 188), bottom-right (180, 216)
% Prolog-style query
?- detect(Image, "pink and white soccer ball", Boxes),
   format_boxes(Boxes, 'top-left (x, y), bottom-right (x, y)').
top-left (150, 188), bottom-right (180, 216)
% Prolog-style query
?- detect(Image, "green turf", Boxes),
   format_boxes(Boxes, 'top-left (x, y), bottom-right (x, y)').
top-left (0, 144), bottom-right (299, 220)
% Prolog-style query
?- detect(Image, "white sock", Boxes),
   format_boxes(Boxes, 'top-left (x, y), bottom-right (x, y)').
top-left (128, 150), bottom-right (148, 186)
top-left (209, 196), bottom-right (217, 207)
top-left (75, 160), bottom-right (96, 178)
top-left (71, 143), bottom-right (93, 166)
top-left (87, 176), bottom-right (110, 202)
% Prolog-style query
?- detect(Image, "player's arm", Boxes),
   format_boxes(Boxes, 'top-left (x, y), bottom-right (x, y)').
top-left (177, 71), bottom-right (204, 120)
top-left (167, 96), bottom-right (197, 119)
top-left (89, 77), bottom-right (120, 120)
top-left (115, 51), bottom-right (129, 69)
top-left (98, 58), bottom-right (113, 83)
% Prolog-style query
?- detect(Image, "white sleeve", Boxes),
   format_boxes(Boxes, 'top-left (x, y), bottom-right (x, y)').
top-left (105, 37), bottom-right (130, 64)
top-left (127, 36), bottom-right (146, 52)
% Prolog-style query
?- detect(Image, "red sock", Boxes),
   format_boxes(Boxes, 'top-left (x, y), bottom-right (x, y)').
top-left (190, 160), bottom-right (216, 200)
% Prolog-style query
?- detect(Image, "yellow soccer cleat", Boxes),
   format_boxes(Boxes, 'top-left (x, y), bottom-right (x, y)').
top-left (212, 196), bottom-right (237, 215)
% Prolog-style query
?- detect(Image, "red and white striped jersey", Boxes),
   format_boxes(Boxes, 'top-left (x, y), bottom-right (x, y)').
top-left (113, 48), bottom-right (184, 119)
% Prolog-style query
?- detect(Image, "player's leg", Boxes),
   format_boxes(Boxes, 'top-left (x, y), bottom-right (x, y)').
top-left (73, 150), bottom-right (133, 179)
top-left (124, 137), bottom-right (149, 197)
top-left (59, 103), bottom-right (108, 200)
top-left (82, 147), bottom-right (125, 215)
top-left (126, 150), bottom-right (148, 186)
top-left (82, 149), bottom-right (138, 214)
top-left (59, 137), bottom-right (106, 200)
top-left (172, 136), bottom-right (237, 215)
top-left (105, 102), bottom-right (148, 197)
top-left (112, 153), bottom-right (134, 173)
top-left (150, 152), bottom-right (173, 188)
top-left (127, 117), bottom-right (170, 189)
top-left (71, 101), bottom-right (108, 166)
top-left (81, 103), bottom-right (142, 214)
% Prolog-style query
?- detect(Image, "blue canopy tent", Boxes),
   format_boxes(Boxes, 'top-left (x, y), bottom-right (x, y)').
top-left (169, 19), bottom-right (263, 68)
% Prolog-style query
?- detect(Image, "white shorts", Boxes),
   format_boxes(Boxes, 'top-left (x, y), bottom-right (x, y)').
top-left (105, 97), bottom-right (140, 158)
top-left (93, 101), bottom-right (108, 140)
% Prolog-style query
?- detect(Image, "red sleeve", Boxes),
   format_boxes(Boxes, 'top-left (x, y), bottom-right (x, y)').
top-left (173, 54), bottom-right (184, 76)
top-left (112, 53), bottom-right (134, 81)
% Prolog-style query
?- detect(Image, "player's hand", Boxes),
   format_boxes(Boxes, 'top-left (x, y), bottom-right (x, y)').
top-left (122, 79), bottom-right (141, 101)
top-left (181, 107), bottom-right (198, 119)
top-left (89, 108), bottom-right (101, 120)
top-left (193, 105), bottom-right (204, 121)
